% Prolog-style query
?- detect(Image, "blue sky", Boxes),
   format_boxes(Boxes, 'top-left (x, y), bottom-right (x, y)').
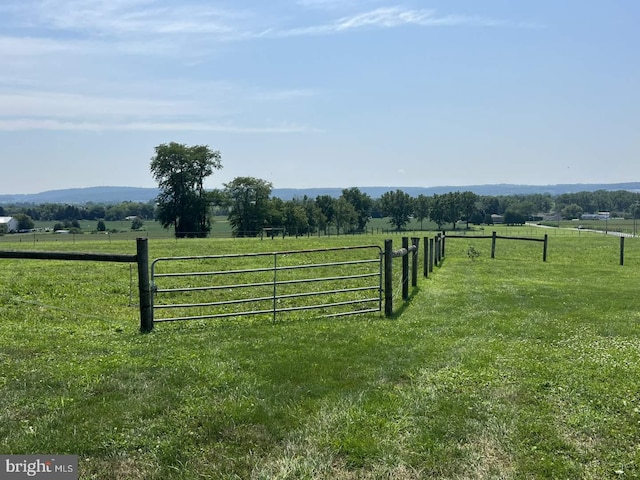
top-left (1, 0), bottom-right (638, 194)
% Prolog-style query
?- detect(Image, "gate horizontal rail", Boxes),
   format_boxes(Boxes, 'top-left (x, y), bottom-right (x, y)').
top-left (153, 258), bottom-right (380, 278)
top-left (151, 245), bottom-right (382, 324)
top-left (155, 272), bottom-right (380, 294)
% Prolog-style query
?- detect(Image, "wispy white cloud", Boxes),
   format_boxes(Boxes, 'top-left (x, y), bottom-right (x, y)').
top-left (266, 7), bottom-right (532, 38)
top-left (17, 0), bottom-right (252, 38)
top-left (0, 91), bottom-right (189, 118)
top-left (0, 35), bottom-right (80, 56)
top-left (0, 118), bottom-right (321, 133)
top-left (296, 0), bottom-right (381, 11)
top-left (0, 84), bottom-right (321, 133)
top-left (6, 1), bottom-right (535, 44)
top-left (0, 1), bottom-right (537, 135)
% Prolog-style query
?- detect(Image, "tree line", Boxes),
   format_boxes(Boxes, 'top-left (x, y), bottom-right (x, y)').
top-left (148, 143), bottom-right (640, 238)
top-left (2, 142), bottom-right (638, 237)
top-left (0, 202), bottom-right (155, 222)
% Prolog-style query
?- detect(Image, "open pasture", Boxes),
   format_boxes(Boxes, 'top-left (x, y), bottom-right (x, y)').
top-left (1, 229), bottom-right (640, 479)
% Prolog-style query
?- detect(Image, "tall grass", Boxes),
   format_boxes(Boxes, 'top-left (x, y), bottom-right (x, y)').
top-left (1, 230), bottom-right (639, 478)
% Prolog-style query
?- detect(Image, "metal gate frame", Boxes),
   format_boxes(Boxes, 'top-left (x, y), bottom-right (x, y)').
top-left (151, 245), bottom-right (382, 324)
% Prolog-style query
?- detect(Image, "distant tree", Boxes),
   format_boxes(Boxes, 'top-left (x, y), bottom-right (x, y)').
top-left (480, 196), bottom-right (502, 215)
top-left (225, 177), bottom-right (272, 237)
top-left (284, 200), bottom-right (309, 236)
top-left (380, 190), bottom-right (413, 231)
top-left (340, 187), bottom-right (372, 232)
top-left (442, 192), bottom-right (461, 229)
top-left (14, 213), bottom-right (34, 231)
top-left (333, 198), bottom-right (358, 234)
top-left (0, 206), bottom-right (5, 216)
top-left (150, 142), bottom-right (222, 238)
top-left (315, 195), bottom-right (336, 234)
top-left (459, 191), bottom-right (479, 228)
top-left (300, 196), bottom-right (322, 234)
top-left (266, 197), bottom-right (285, 231)
top-left (562, 203), bottom-right (583, 220)
top-left (503, 208), bottom-right (526, 225)
top-left (370, 198), bottom-right (384, 218)
top-left (504, 202), bottom-right (534, 224)
top-left (429, 194), bottom-right (447, 229)
top-left (131, 217), bottom-right (144, 230)
top-left (97, 220), bottom-right (106, 232)
top-left (86, 204), bottom-right (106, 221)
top-left (413, 194), bottom-right (430, 230)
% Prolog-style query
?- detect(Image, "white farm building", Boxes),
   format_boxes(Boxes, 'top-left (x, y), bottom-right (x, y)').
top-left (0, 216), bottom-right (18, 233)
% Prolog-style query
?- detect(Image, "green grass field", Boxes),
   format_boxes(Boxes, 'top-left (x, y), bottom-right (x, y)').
top-left (1, 228), bottom-right (640, 479)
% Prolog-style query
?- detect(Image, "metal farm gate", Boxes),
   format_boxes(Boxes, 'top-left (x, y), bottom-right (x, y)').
top-left (151, 245), bottom-right (383, 324)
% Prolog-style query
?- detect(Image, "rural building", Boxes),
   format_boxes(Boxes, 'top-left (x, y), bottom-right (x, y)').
top-left (0, 216), bottom-right (18, 233)
top-left (490, 214), bottom-right (504, 224)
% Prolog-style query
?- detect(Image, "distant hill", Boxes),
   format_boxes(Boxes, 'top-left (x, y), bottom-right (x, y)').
top-left (1, 183), bottom-right (639, 204)
top-left (0, 186), bottom-right (160, 204)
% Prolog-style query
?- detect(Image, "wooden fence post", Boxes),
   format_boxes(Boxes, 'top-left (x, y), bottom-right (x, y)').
top-left (384, 239), bottom-right (393, 317)
top-left (411, 237), bottom-right (419, 287)
top-left (620, 236), bottom-right (625, 266)
top-left (137, 237), bottom-right (153, 333)
top-left (423, 236), bottom-right (429, 278)
top-left (429, 237), bottom-right (434, 272)
top-left (402, 237), bottom-right (409, 301)
top-left (543, 234), bottom-right (548, 262)
top-left (441, 232), bottom-right (446, 259)
top-left (491, 231), bottom-right (497, 259)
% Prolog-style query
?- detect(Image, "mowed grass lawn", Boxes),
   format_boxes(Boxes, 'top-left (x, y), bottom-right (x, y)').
top-left (1, 229), bottom-right (640, 479)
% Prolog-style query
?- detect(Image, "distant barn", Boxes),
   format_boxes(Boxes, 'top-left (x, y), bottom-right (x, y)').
top-left (0, 216), bottom-right (18, 233)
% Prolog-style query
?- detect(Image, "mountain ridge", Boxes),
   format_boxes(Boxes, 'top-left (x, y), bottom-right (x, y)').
top-left (1, 183), bottom-right (639, 204)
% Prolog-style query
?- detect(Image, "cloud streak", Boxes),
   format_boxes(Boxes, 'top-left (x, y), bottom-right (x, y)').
top-left (7, 1), bottom-right (535, 42)
top-left (266, 7), bottom-right (536, 38)
top-left (0, 1), bottom-right (538, 134)
top-left (0, 118), bottom-right (321, 133)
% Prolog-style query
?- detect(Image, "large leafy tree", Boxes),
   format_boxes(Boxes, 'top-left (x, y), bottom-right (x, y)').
top-left (340, 187), bottom-right (372, 232)
top-left (225, 177), bottom-right (272, 237)
top-left (459, 191), bottom-right (479, 228)
top-left (333, 198), bottom-right (358, 234)
top-left (380, 190), bottom-right (413, 231)
top-left (14, 213), bottom-right (35, 231)
top-left (413, 194), bottom-right (431, 230)
top-left (284, 199), bottom-right (310, 236)
top-left (150, 142), bottom-right (222, 238)
top-left (315, 195), bottom-right (335, 235)
top-left (429, 194), bottom-right (447, 229)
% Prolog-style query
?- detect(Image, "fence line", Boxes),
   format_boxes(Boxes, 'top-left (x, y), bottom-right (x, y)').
top-left (383, 237), bottom-right (422, 316)
top-left (1, 235), bottom-right (450, 333)
top-left (0, 238), bottom-right (153, 332)
top-left (445, 231), bottom-right (548, 262)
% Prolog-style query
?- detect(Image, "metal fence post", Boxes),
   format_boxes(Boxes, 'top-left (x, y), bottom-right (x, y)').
top-left (137, 237), bottom-right (153, 333)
